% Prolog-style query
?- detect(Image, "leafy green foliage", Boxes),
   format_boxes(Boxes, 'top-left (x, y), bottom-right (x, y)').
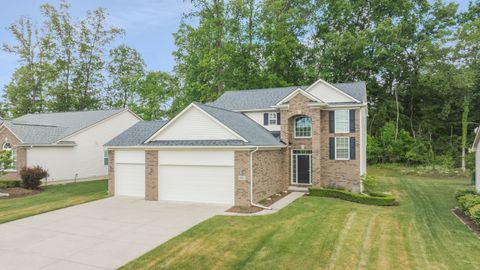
top-left (0, 180), bottom-right (20, 188)
top-left (360, 174), bottom-right (378, 193)
top-left (308, 188), bottom-right (397, 206)
top-left (456, 191), bottom-right (480, 225)
top-left (0, 150), bottom-right (13, 175)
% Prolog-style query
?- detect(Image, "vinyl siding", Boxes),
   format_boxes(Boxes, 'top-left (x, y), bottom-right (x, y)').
top-left (307, 81), bottom-right (357, 103)
top-left (243, 111), bottom-right (280, 131)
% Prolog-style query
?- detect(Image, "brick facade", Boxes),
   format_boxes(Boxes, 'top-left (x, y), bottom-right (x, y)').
top-left (108, 150), bottom-right (115, 196)
top-left (0, 126), bottom-right (26, 179)
top-left (234, 151), bottom-right (250, 206)
top-left (145, 150), bottom-right (159, 201)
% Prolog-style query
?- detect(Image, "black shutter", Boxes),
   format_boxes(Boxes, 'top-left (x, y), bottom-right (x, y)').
top-left (349, 110), bottom-right (355, 133)
top-left (329, 111), bottom-right (335, 133)
top-left (264, 113), bottom-right (268, 126)
top-left (329, 137), bottom-right (335, 160)
top-left (350, 137), bottom-right (356, 160)
top-left (277, 112), bottom-right (281, 125)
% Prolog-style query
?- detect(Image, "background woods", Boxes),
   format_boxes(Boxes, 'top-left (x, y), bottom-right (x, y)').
top-left (2, 0), bottom-right (480, 169)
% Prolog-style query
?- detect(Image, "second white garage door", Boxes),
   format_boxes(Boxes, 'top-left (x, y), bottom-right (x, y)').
top-left (158, 150), bottom-right (235, 205)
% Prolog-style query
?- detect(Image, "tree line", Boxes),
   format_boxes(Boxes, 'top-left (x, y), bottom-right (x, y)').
top-left (3, 0), bottom-right (480, 169)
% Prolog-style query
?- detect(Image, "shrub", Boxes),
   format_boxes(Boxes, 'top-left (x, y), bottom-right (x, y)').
top-left (455, 189), bottom-right (477, 200)
top-left (468, 204), bottom-right (480, 225)
top-left (20, 166), bottom-right (48, 189)
top-left (0, 180), bottom-right (20, 188)
top-left (361, 174), bottom-right (378, 192)
top-left (309, 188), bottom-right (397, 206)
top-left (368, 191), bottom-right (389, 197)
top-left (458, 194), bottom-right (480, 212)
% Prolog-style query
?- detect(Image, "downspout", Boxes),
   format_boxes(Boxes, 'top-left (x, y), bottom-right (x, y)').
top-left (250, 146), bottom-right (271, 210)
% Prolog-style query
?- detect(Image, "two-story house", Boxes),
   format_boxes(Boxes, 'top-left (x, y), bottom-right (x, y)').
top-left (105, 79), bottom-right (367, 206)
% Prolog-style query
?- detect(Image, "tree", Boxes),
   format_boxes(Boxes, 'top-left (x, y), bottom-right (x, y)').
top-left (106, 45), bottom-right (146, 108)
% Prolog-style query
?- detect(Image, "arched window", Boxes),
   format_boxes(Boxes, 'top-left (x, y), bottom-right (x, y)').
top-left (294, 116), bottom-right (312, 138)
top-left (2, 142), bottom-right (16, 170)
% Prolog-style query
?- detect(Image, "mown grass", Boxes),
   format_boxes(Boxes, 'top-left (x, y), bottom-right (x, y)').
top-left (0, 180), bottom-right (107, 224)
top-left (121, 167), bottom-right (480, 270)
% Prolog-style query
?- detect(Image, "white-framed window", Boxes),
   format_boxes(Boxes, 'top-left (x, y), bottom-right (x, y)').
top-left (335, 137), bottom-right (350, 160)
top-left (294, 116), bottom-right (312, 138)
top-left (103, 150), bottom-right (109, 166)
top-left (268, 112), bottom-right (277, 125)
top-left (2, 142), bottom-right (16, 170)
top-left (335, 110), bottom-right (350, 133)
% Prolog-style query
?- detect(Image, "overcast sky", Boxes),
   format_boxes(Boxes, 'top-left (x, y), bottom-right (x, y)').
top-left (0, 0), bottom-right (471, 92)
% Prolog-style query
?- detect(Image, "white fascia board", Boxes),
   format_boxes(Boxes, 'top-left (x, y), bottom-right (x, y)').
top-left (105, 145), bottom-right (286, 150)
top-left (304, 78), bottom-right (361, 103)
top-left (0, 123), bottom-right (23, 143)
top-left (144, 103), bottom-right (248, 143)
top-left (275, 88), bottom-right (326, 105)
top-left (322, 103), bottom-right (368, 110)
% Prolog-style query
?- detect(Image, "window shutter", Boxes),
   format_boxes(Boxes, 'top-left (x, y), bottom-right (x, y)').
top-left (349, 110), bottom-right (355, 133)
top-left (350, 137), bottom-right (356, 160)
top-left (329, 137), bottom-right (335, 160)
top-left (329, 111), bottom-right (335, 133)
top-left (277, 112), bottom-right (281, 125)
top-left (264, 113), bottom-right (268, 126)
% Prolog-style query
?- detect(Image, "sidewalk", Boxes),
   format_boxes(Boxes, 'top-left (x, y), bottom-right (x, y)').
top-left (223, 191), bottom-right (305, 216)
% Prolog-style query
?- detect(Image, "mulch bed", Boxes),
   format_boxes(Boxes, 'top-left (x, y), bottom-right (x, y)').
top-left (452, 207), bottom-right (480, 238)
top-left (226, 191), bottom-right (290, 214)
top-left (0, 187), bottom-right (43, 198)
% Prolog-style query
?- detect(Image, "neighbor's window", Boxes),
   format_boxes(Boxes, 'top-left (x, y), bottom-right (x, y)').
top-left (2, 142), bottom-right (16, 170)
top-left (335, 110), bottom-right (349, 133)
top-left (335, 137), bottom-right (350, 160)
top-left (268, 112), bottom-right (277, 125)
top-left (295, 116), bottom-right (312, 138)
top-left (104, 150), bottom-right (109, 166)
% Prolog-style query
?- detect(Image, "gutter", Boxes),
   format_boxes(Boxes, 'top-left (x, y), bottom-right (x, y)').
top-left (249, 146), bottom-right (271, 210)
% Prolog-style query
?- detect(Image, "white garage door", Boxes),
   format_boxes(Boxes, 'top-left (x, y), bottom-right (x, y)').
top-left (115, 150), bottom-right (145, 197)
top-left (158, 150), bottom-right (234, 205)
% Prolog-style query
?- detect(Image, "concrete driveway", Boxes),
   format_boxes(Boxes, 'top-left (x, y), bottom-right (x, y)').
top-left (0, 197), bottom-right (229, 270)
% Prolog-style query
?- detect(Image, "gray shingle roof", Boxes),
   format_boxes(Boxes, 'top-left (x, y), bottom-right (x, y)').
top-left (147, 140), bottom-right (248, 146)
top-left (105, 120), bottom-right (167, 146)
top-left (208, 81), bottom-right (366, 111)
top-left (4, 109), bottom-right (127, 144)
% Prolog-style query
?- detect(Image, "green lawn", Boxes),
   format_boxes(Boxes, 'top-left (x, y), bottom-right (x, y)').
top-left (0, 180), bottom-right (108, 224)
top-left (121, 167), bottom-right (480, 270)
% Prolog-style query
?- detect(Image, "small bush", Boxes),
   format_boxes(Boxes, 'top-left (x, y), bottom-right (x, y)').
top-left (0, 180), bottom-right (20, 188)
top-left (361, 174), bottom-right (378, 192)
top-left (368, 191), bottom-right (389, 197)
top-left (468, 204), bottom-right (480, 224)
top-left (458, 194), bottom-right (480, 212)
top-left (20, 166), bottom-right (48, 190)
top-left (455, 189), bottom-right (477, 200)
top-left (309, 188), bottom-right (397, 206)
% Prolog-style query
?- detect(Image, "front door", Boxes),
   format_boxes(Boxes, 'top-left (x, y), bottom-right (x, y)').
top-left (292, 150), bottom-right (312, 184)
top-left (297, 155), bottom-right (311, 184)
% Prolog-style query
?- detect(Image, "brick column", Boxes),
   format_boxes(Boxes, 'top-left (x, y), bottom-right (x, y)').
top-left (108, 150), bottom-right (115, 196)
top-left (234, 151), bottom-right (251, 206)
top-left (145, 150), bottom-right (158, 201)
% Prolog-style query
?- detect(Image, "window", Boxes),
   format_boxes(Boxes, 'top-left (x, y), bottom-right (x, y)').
top-left (2, 142), bottom-right (16, 170)
top-left (295, 116), bottom-right (312, 138)
top-left (335, 110), bottom-right (349, 133)
top-left (104, 150), bottom-right (109, 166)
top-left (335, 137), bottom-right (350, 160)
top-left (268, 113), bottom-right (277, 125)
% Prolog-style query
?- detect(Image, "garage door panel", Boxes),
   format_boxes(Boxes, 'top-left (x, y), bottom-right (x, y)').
top-left (158, 150), bottom-right (234, 166)
top-left (116, 150), bottom-right (145, 164)
top-left (115, 164), bottom-right (145, 198)
top-left (158, 165), bottom-right (234, 205)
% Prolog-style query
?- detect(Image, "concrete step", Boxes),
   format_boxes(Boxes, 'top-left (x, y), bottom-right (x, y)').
top-left (288, 186), bottom-right (309, 192)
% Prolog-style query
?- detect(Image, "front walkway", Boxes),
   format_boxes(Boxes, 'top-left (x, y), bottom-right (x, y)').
top-left (223, 191), bottom-right (305, 216)
top-left (0, 197), bottom-right (228, 270)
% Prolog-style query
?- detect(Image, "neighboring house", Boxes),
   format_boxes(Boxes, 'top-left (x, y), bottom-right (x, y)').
top-left (472, 127), bottom-right (480, 193)
top-left (105, 79), bottom-right (367, 206)
top-left (0, 109), bottom-right (141, 181)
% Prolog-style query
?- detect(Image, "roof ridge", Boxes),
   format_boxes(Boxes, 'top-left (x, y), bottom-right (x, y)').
top-left (221, 85), bottom-right (299, 94)
top-left (10, 122), bottom-right (60, 128)
top-left (196, 102), bottom-right (242, 114)
top-left (21, 108), bottom-right (125, 117)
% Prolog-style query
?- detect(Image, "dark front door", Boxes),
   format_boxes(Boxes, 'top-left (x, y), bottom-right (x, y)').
top-left (297, 155), bottom-right (311, 184)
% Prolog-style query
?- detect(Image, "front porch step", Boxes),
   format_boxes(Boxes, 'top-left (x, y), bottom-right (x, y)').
top-left (288, 186), bottom-right (309, 192)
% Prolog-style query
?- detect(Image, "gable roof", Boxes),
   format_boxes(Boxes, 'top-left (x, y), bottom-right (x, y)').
top-left (107, 103), bottom-right (284, 148)
top-left (275, 88), bottom-right (326, 105)
top-left (208, 81), bottom-right (366, 111)
top-left (3, 109), bottom-right (132, 145)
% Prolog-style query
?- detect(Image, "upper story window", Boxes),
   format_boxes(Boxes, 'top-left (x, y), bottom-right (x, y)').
top-left (268, 113), bottom-right (277, 125)
top-left (294, 116), bottom-right (312, 138)
top-left (2, 142), bottom-right (16, 170)
top-left (335, 110), bottom-right (350, 133)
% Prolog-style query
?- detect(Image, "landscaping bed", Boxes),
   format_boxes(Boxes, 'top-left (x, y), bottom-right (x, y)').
top-left (226, 191), bottom-right (290, 213)
top-left (454, 189), bottom-right (480, 236)
top-left (0, 187), bottom-right (43, 198)
top-left (308, 187), bottom-right (397, 206)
